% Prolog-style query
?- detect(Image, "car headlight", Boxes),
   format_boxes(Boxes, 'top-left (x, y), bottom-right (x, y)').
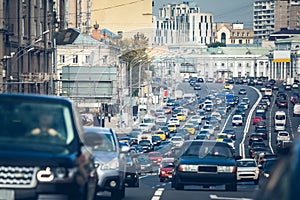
top-left (217, 166), bottom-right (236, 173)
top-left (178, 164), bottom-right (198, 172)
top-left (37, 167), bottom-right (77, 182)
top-left (101, 158), bottom-right (119, 170)
top-left (264, 173), bottom-right (270, 178)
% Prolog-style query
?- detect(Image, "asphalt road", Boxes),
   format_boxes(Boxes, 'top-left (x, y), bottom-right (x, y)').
top-left (100, 82), bottom-right (300, 200)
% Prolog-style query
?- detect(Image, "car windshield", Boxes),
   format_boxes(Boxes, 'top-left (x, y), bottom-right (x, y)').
top-left (237, 160), bottom-right (257, 167)
top-left (84, 132), bottom-right (116, 152)
top-left (182, 143), bottom-right (232, 158)
top-left (0, 100), bottom-right (74, 149)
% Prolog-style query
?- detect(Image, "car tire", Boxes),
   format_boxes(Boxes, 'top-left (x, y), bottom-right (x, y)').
top-left (225, 182), bottom-right (237, 191)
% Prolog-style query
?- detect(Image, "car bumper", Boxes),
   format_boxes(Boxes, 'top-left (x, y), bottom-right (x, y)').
top-left (5, 182), bottom-right (86, 200)
top-left (237, 172), bottom-right (258, 181)
top-left (96, 169), bottom-right (123, 192)
top-left (174, 172), bottom-right (236, 186)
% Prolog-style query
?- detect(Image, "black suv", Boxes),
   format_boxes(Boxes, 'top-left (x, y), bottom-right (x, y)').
top-left (0, 94), bottom-right (97, 200)
top-left (172, 140), bottom-right (240, 191)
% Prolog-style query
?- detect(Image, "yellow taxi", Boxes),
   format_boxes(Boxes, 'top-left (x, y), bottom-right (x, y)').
top-left (176, 112), bottom-right (186, 121)
top-left (224, 83), bottom-right (231, 89)
top-left (154, 130), bottom-right (166, 141)
top-left (184, 123), bottom-right (196, 135)
top-left (167, 124), bottom-right (177, 133)
top-left (217, 133), bottom-right (229, 142)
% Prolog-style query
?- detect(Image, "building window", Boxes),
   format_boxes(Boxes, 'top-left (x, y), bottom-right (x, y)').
top-left (103, 55), bottom-right (108, 64)
top-left (60, 55), bottom-right (65, 63)
top-left (72, 55), bottom-right (78, 64)
top-left (238, 63), bottom-right (242, 67)
top-left (85, 55), bottom-right (90, 64)
top-left (34, 20), bottom-right (37, 37)
top-left (21, 18), bottom-right (25, 37)
top-left (221, 32), bottom-right (226, 44)
top-left (239, 39), bottom-right (242, 44)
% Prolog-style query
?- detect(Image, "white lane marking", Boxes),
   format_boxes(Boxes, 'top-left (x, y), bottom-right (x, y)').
top-left (209, 194), bottom-right (253, 200)
top-left (151, 188), bottom-right (164, 200)
top-left (268, 92), bottom-right (276, 154)
top-left (240, 86), bottom-right (262, 158)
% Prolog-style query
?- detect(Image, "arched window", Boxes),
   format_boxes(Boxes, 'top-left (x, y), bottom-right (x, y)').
top-left (221, 33), bottom-right (226, 44)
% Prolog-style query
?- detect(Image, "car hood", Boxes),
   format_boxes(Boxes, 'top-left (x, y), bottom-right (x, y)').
top-left (237, 167), bottom-right (258, 172)
top-left (179, 157), bottom-right (235, 166)
top-left (93, 151), bottom-right (119, 164)
top-left (0, 149), bottom-right (78, 167)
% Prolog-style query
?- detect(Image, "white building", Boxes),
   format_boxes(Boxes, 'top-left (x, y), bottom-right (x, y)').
top-left (153, 2), bottom-right (213, 46)
top-left (56, 28), bottom-right (121, 109)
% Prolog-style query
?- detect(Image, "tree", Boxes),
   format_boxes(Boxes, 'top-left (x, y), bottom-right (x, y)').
top-left (207, 42), bottom-right (226, 48)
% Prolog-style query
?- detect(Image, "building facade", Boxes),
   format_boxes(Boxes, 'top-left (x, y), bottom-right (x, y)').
top-left (56, 28), bottom-right (120, 109)
top-left (57, 0), bottom-right (92, 34)
top-left (153, 2), bottom-right (213, 46)
top-left (214, 23), bottom-right (254, 46)
top-left (254, 0), bottom-right (300, 42)
top-left (0, 0), bottom-right (55, 94)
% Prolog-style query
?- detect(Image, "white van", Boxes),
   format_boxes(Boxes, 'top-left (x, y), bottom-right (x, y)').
top-left (274, 111), bottom-right (286, 126)
top-left (293, 104), bottom-right (300, 117)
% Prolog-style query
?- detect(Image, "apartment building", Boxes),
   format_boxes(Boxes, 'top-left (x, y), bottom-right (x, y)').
top-left (153, 2), bottom-right (213, 46)
top-left (0, 0), bottom-right (55, 94)
top-left (254, 0), bottom-right (300, 42)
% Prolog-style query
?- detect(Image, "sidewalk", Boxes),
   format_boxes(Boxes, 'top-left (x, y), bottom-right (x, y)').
top-left (104, 116), bottom-right (135, 134)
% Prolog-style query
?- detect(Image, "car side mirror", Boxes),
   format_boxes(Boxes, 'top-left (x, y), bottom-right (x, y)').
top-left (258, 164), bottom-right (262, 169)
top-left (121, 145), bottom-right (130, 153)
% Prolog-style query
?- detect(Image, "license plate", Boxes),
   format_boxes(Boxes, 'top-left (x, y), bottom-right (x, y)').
top-left (0, 189), bottom-right (15, 200)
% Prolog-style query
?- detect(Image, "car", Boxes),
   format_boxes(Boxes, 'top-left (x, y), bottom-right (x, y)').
top-left (183, 123), bottom-right (196, 135)
top-left (222, 138), bottom-right (235, 150)
top-left (163, 106), bottom-right (172, 114)
top-left (170, 136), bottom-right (185, 148)
top-left (255, 120), bottom-right (267, 130)
top-left (276, 131), bottom-right (291, 144)
top-left (277, 98), bottom-right (288, 108)
top-left (194, 133), bottom-right (210, 140)
top-left (154, 130), bottom-right (167, 141)
top-left (171, 140), bottom-right (240, 191)
top-left (236, 159), bottom-right (259, 184)
top-left (124, 153), bottom-right (141, 187)
top-left (159, 157), bottom-right (175, 182)
top-left (291, 93), bottom-right (300, 104)
top-left (148, 151), bottom-right (163, 166)
top-left (155, 115), bottom-right (168, 124)
top-left (224, 83), bottom-right (232, 89)
top-left (238, 88), bottom-right (247, 95)
top-left (223, 129), bottom-right (236, 140)
top-left (168, 117), bottom-right (180, 126)
top-left (176, 112), bottom-right (186, 121)
top-left (0, 94), bottom-right (98, 200)
top-left (137, 154), bottom-right (157, 175)
top-left (189, 115), bottom-right (202, 124)
top-left (293, 103), bottom-right (300, 117)
top-left (194, 82), bottom-right (202, 90)
top-left (253, 116), bottom-right (263, 125)
top-left (292, 83), bottom-right (299, 89)
top-left (285, 84), bottom-right (292, 90)
top-left (248, 133), bottom-right (264, 146)
top-left (257, 153), bottom-right (278, 166)
top-left (249, 146), bottom-right (270, 160)
top-left (232, 114), bottom-right (243, 126)
top-left (139, 123), bottom-right (152, 133)
top-left (217, 133), bottom-right (229, 142)
top-left (257, 158), bottom-right (278, 190)
top-left (83, 126), bottom-right (130, 199)
top-left (201, 124), bottom-right (215, 135)
top-left (167, 123), bottom-right (177, 133)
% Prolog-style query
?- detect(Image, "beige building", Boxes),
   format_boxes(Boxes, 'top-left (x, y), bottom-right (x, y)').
top-left (57, 0), bottom-right (92, 34)
top-left (91, 0), bottom-right (152, 40)
top-left (214, 23), bottom-right (254, 45)
top-left (0, 0), bottom-right (54, 94)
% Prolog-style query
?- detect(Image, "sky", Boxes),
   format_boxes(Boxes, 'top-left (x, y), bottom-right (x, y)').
top-left (153, 0), bottom-right (255, 28)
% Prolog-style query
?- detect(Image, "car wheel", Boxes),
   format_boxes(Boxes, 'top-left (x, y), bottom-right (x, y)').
top-left (225, 182), bottom-right (237, 191)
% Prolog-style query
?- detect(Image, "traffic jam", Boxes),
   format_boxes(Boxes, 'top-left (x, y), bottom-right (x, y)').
top-left (117, 77), bottom-right (300, 199)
